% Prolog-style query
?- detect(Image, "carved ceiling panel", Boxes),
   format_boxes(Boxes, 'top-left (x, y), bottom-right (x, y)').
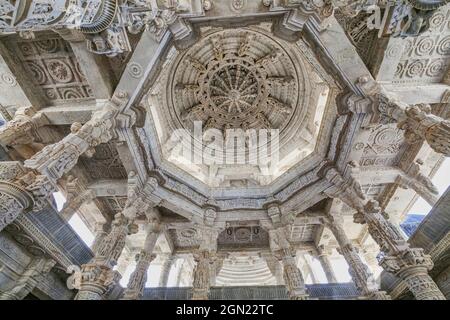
top-left (79, 143), bottom-right (128, 181)
top-left (146, 24), bottom-right (334, 188)
top-left (6, 35), bottom-right (94, 104)
top-left (100, 196), bottom-right (128, 214)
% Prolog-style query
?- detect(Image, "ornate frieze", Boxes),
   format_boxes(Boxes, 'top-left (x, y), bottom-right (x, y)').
top-left (0, 0), bottom-right (205, 56)
top-left (218, 224), bottom-right (269, 250)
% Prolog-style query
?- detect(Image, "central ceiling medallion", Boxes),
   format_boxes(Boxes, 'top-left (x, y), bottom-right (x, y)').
top-left (169, 28), bottom-right (301, 133)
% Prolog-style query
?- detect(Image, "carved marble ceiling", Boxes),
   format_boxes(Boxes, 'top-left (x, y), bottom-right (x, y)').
top-left (0, 0), bottom-right (449, 295)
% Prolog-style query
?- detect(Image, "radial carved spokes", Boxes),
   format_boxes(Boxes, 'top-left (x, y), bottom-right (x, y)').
top-left (209, 65), bottom-right (258, 114)
top-left (256, 112), bottom-right (272, 129)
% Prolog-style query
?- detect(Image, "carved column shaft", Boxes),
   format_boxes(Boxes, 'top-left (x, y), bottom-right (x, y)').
top-left (75, 213), bottom-right (133, 300)
top-left (91, 222), bottom-right (109, 255)
top-left (268, 225), bottom-right (308, 299)
top-left (210, 256), bottom-right (223, 287)
top-left (122, 251), bottom-right (156, 300)
top-left (327, 220), bottom-right (390, 300)
top-left (264, 255), bottom-right (284, 285)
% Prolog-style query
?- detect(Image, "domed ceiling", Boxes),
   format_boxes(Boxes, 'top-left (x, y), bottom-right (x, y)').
top-left (146, 24), bottom-right (335, 188)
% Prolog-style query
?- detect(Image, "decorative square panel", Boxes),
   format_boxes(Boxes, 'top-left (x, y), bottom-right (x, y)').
top-left (359, 124), bottom-right (405, 167)
top-left (10, 36), bottom-right (93, 104)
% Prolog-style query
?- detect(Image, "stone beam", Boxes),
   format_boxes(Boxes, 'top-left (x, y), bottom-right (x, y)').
top-left (114, 31), bottom-right (173, 113)
top-left (88, 180), bottom-right (128, 197)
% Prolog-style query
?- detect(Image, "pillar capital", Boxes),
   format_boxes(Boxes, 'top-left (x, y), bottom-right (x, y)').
top-left (0, 161), bottom-right (56, 231)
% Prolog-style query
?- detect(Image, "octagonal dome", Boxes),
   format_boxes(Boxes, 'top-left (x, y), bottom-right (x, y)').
top-left (145, 23), bottom-right (335, 188)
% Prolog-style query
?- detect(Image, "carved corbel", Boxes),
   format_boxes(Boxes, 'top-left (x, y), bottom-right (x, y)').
top-left (23, 96), bottom-right (125, 182)
top-left (0, 106), bottom-right (48, 146)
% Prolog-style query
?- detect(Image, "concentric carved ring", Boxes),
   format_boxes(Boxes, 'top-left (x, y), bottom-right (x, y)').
top-left (169, 28), bottom-right (301, 134)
